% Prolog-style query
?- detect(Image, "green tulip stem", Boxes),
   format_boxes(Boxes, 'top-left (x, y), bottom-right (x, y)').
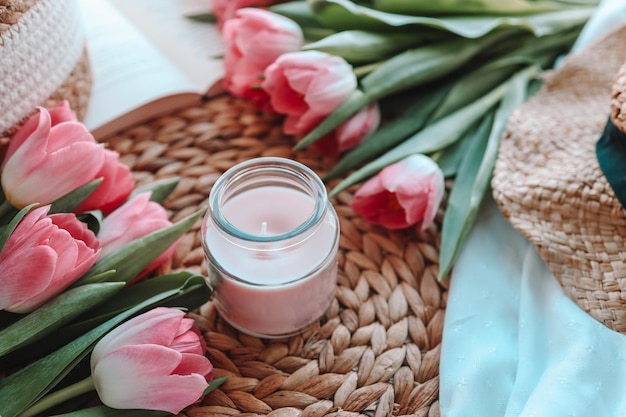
top-left (18, 376), bottom-right (96, 417)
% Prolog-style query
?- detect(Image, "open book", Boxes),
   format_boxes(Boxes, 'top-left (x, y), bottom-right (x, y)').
top-left (78, 0), bottom-right (226, 140)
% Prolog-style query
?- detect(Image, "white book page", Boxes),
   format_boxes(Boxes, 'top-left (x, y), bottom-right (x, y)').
top-left (107, 0), bottom-right (225, 91)
top-left (78, 0), bottom-right (224, 139)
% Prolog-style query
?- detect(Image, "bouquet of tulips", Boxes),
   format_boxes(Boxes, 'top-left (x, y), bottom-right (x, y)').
top-left (0, 103), bottom-right (223, 417)
top-left (193, 0), bottom-right (599, 280)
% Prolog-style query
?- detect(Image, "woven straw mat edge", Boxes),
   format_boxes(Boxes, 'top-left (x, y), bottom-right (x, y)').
top-left (103, 95), bottom-right (449, 417)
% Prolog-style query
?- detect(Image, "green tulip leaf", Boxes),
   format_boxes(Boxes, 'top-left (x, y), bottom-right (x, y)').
top-left (63, 272), bottom-right (210, 338)
top-left (0, 290), bottom-right (182, 417)
top-left (302, 30), bottom-right (436, 63)
top-left (0, 281), bottom-right (123, 359)
top-left (325, 48), bottom-right (546, 182)
top-left (76, 207), bottom-right (206, 286)
top-left (372, 0), bottom-right (584, 15)
top-left (52, 407), bottom-right (169, 417)
top-left (359, 33), bottom-right (505, 99)
top-left (431, 132), bottom-right (475, 178)
top-left (325, 81), bottom-right (453, 180)
top-left (270, 1), bottom-right (328, 28)
top-left (129, 177), bottom-right (180, 204)
top-left (5, 273), bottom-right (210, 369)
top-left (329, 77), bottom-right (511, 197)
top-left (308, 0), bottom-right (594, 38)
top-left (205, 376), bottom-right (228, 392)
top-left (77, 210), bottom-right (104, 235)
top-left (184, 12), bottom-right (216, 23)
top-left (50, 179), bottom-right (103, 214)
top-left (438, 66), bottom-right (536, 281)
top-left (0, 203), bottom-right (37, 253)
top-left (296, 29), bottom-right (513, 150)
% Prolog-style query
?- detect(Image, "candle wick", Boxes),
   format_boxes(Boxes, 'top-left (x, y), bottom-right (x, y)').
top-left (260, 221), bottom-right (268, 236)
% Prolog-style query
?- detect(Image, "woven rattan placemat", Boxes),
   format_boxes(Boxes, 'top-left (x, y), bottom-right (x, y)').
top-left (105, 94), bottom-right (448, 417)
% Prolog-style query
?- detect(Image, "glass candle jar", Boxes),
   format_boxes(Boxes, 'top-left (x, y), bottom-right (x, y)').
top-left (201, 157), bottom-right (340, 338)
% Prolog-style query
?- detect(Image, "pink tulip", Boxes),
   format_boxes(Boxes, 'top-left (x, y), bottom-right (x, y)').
top-left (212, 0), bottom-right (286, 29)
top-left (350, 154), bottom-right (445, 230)
top-left (47, 100), bottom-right (78, 124)
top-left (262, 50), bottom-right (357, 136)
top-left (1, 102), bottom-right (105, 208)
top-left (223, 8), bottom-right (303, 108)
top-left (314, 103), bottom-right (381, 156)
top-left (97, 192), bottom-right (176, 284)
top-left (0, 205), bottom-right (100, 313)
top-left (73, 149), bottom-right (135, 216)
top-left (91, 307), bottom-right (213, 413)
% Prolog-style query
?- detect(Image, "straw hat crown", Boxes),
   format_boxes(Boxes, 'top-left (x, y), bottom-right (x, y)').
top-left (492, 25), bottom-right (626, 333)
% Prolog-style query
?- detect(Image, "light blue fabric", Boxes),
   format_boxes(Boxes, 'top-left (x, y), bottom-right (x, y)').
top-left (440, 198), bottom-right (626, 417)
top-left (572, 0), bottom-right (626, 51)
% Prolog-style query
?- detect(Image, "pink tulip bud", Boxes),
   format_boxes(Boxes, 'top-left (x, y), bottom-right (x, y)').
top-left (262, 50), bottom-right (357, 136)
top-left (97, 192), bottom-right (176, 284)
top-left (47, 100), bottom-right (78, 125)
top-left (223, 8), bottom-right (303, 108)
top-left (73, 149), bottom-right (135, 216)
top-left (91, 307), bottom-right (213, 413)
top-left (0, 205), bottom-right (100, 313)
top-left (350, 154), bottom-right (445, 230)
top-left (1, 102), bottom-right (105, 208)
top-left (314, 103), bottom-right (381, 156)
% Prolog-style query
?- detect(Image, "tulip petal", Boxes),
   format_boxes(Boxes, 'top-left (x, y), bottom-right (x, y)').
top-left (264, 66), bottom-right (309, 115)
top-left (46, 122), bottom-right (97, 152)
top-left (2, 108), bottom-right (50, 166)
top-left (47, 101), bottom-right (77, 125)
top-left (0, 210), bottom-right (54, 257)
top-left (174, 352), bottom-right (214, 377)
top-left (9, 141), bottom-right (105, 206)
top-left (222, 8), bottom-right (303, 104)
top-left (380, 155), bottom-right (444, 230)
top-left (350, 155), bottom-right (444, 230)
top-left (97, 192), bottom-right (172, 260)
top-left (92, 308), bottom-right (185, 363)
top-left (171, 319), bottom-right (204, 355)
top-left (0, 246), bottom-right (57, 312)
top-left (73, 150), bottom-right (135, 215)
top-left (93, 344), bottom-right (208, 414)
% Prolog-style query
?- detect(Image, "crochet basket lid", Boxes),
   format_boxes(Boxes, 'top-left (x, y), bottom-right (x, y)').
top-left (0, 0), bottom-right (92, 138)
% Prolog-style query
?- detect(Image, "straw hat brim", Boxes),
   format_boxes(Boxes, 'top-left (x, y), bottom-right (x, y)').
top-left (492, 24), bottom-right (626, 333)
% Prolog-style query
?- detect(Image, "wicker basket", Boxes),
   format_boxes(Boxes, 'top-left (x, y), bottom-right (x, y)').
top-left (0, 0), bottom-right (92, 139)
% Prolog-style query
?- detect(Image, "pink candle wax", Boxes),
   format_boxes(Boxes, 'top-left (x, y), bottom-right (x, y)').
top-left (202, 158), bottom-right (339, 338)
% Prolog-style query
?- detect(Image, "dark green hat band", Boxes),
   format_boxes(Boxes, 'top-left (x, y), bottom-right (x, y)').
top-left (597, 117), bottom-right (626, 209)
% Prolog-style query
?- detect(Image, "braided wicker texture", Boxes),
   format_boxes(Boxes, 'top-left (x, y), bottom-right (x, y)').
top-left (104, 94), bottom-right (448, 417)
top-left (492, 25), bottom-right (626, 333)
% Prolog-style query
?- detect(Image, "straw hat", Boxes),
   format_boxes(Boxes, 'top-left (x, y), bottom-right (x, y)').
top-left (492, 24), bottom-right (626, 333)
top-left (0, 0), bottom-right (92, 138)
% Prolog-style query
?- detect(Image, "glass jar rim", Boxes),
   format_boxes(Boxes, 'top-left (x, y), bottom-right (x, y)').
top-left (208, 157), bottom-right (329, 243)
